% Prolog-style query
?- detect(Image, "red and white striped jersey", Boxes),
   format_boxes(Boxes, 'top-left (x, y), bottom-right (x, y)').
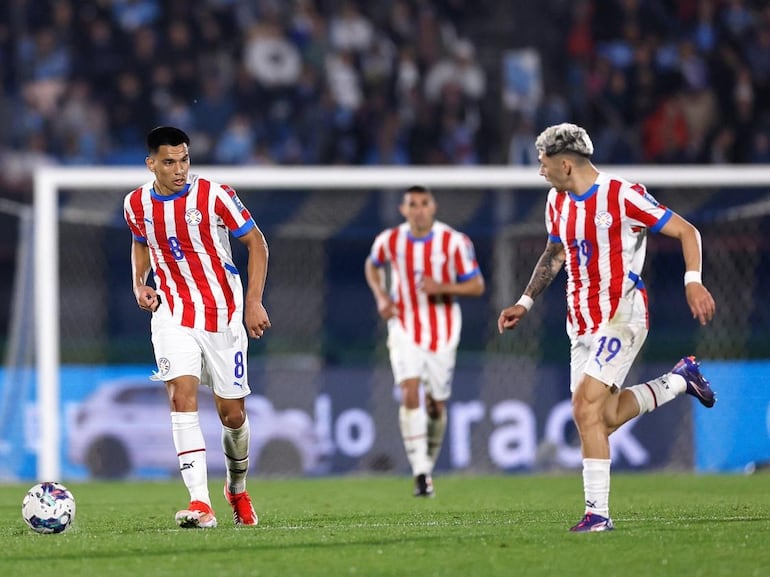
top-left (369, 220), bottom-right (482, 351)
top-left (545, 172), bottom-right (672, 336)
top-left (124, 174), bottom-right (256, 332)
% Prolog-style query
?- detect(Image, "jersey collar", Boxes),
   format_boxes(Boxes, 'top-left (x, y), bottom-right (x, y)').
top-left (568, 182), bottom-right (599, 202)
top-left (151, 183), bottom-right (191, 201)
top-left (407, 229), bottom-right (434, 242)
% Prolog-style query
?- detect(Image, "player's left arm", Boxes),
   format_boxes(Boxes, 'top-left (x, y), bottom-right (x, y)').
top-left (658, 212), bottom-right (716, 326)
top-left (237, 226), bottom-right (272, 338)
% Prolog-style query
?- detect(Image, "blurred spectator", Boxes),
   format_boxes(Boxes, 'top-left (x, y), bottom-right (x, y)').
top-left (192, 75), bottom-right (236, 142)
top-left (2, 0), bottom-right (770, 197)
top-left (243, 22), bottom-right (302, 89)
top-left (424, 39), bottom-right (485, 104)
top-left (329, 1), bottom-right (373, 54)
top-left (213, 114), bottom-right (256, 164)
top-left (642, 93), bottom-right (690, 163)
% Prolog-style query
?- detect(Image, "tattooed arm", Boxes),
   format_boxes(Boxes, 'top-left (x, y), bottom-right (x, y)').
top-left (497, 240), bottom-right (565, 333)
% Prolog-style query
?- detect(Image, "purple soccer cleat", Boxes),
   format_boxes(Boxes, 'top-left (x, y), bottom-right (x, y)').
top-left (569, 513), bottom-right (615, 532)
top-left (672, 355), bottom-right (716, 408)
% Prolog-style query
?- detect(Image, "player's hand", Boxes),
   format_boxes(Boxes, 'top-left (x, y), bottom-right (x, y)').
top-left (245, 302), bottom-right (271, 338)
top-left (497, 304), bottom-right (528, 334)
top-left (135, 286), bottom-right (161, 312)
top-left (419, 276), bottom-right (443, 296)
top-left (376, 294), bottom-right (398, 320)
top-left (685, 283), bottom-right (716, 326)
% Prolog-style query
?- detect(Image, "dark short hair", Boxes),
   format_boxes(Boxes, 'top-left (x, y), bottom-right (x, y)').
top-left (146, 126), bottom-right (190, 154)
top-left (405, 185), bottom-right (430, 194)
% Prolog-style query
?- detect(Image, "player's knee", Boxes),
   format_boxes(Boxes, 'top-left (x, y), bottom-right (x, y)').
top-left (426, 397), bottom-right (444, 419)
top-left (220, 409), bottom-right (246, 429)
top-left (400, 380), bottom-right (420, 409)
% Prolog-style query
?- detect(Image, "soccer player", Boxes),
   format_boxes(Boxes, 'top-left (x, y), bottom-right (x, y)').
top-left (497, 123), bottom-right (717, 532)
top-left (124, 126), bottom-right (271, 528)
top-left (365, 185), bottom-right (485, 497)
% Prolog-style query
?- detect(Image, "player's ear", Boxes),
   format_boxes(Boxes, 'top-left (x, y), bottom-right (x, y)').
top-left (145, 156), bottom-right (154, 172)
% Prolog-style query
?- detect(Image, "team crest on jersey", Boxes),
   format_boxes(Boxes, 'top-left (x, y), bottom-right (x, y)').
top-left (157, 357), bottom-right (171, 376)
top-left (185, 208), bottom-right (202, 226)
top-left (594, 211), bottom-right (613, 229)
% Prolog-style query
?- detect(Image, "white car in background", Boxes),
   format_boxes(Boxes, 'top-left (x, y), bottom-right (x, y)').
top-left (68, 379), bottom-right (323, 479)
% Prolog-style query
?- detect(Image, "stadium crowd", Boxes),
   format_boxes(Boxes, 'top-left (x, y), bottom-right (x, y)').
top-left (0, 0), bottom-right (769, 195)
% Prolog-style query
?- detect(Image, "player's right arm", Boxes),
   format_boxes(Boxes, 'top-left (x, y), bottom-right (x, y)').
top-left (498, 239), bottom-right (565, 333)
top-left (364, 257), bottom-right (398, 320)
top-left (131, 238), bottom-right (160, 312)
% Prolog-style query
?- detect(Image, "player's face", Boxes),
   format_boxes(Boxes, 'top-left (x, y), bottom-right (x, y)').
top-left (400, 192), bottom-right (436, 236)
top-left (146, 143), bottom-right (190, 195)
top-left (538, 150), bottom-right (568, 191)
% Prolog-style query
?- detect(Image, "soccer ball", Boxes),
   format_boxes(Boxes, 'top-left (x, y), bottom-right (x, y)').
top-left (21, 482), bottom-right (76, 534)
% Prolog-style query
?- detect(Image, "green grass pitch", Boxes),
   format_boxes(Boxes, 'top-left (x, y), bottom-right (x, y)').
top-left (1, 473), bottom-right (768, 577)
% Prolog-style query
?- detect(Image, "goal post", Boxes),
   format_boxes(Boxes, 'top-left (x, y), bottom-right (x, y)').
top-left (30, 164), bottom-right (770, 481)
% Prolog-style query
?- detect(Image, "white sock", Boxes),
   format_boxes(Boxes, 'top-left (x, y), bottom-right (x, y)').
top-left (171, 411), bottom-right (210, 504)
top-left (628, 373), bottom-right (686, 414)
top-left (222, 416), bottom-right (250, 495)
top-left (427, 411), bottom-right (447, 473)
top-left (399, 406), bottom-right (430, 476)
top-left (583, 458), bottom-right (611, 518)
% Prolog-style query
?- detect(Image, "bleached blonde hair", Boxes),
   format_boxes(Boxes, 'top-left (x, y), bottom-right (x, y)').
top-left (535, 123), bottom-right (594, 158)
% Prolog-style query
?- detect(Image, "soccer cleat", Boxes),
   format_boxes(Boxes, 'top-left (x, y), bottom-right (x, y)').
top-left (413, 474), bottom-right (435, 498)
top-left (224, 486), bottom-right (259, 526)
top-left (672, 355), bottom-right (716, 408)
top-left (175, 500), bottom-right (217, 529)
top-left (569, 513), bottom-right (615, 532)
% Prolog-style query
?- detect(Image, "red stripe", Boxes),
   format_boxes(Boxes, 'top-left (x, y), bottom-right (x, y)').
top-left (547, 195), bottom-right (561, 237)
top-left (441, 231), bottom-right (452, 346)
top-left (139, 192), bottom-right (173, 314)
top-left (626, 184), bottom-right (666, 226)
top-left (221, 184), bottom-right (252, 222)
top-left (126, 188), bottom-right (145, 239)
top-left (553, 194), bottom-right (575, 329)
top-left (584, 192), bottom-right (602, 330)
top-left (127, 189), bottom-right (178, 315)
top-left (643, 383), bottom-right (659, 409)
top-left (564, 196), bottom-right (587, 334)
top-left (153, 199), bottom-right (193, 325)
top-left (177, 181), bottom-right (219, 331)
top-left (387, 230), bottom-right (404, 323)
top-left (606, 180), bottom-right (624, 320)
top-left (211, 196), bottom-right (236, 324)
top-left (405, 236), bottom-right (421, 345)
top-left (424, 236), bottom-right (438, 351)
top-left (177, 448), bottom-right (206, 457)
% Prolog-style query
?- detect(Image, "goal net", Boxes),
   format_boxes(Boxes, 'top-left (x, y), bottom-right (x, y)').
top-left (3, 165), bottom-right (769, 481)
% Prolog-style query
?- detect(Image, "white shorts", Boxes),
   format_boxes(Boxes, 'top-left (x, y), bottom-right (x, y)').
top-left (386, 319), bottom-right (456, 401)
top-left (569, 291), bottom-right (648, 393)
top-left (150, 313), bottom-right (251, 399)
